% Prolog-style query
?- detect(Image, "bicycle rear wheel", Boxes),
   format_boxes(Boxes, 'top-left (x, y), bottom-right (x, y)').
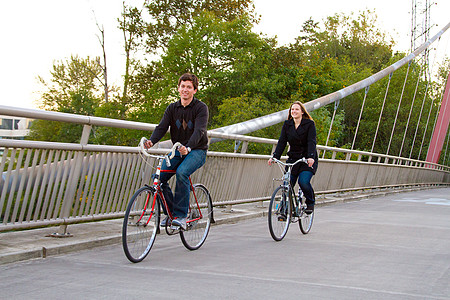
top-left (122, 186), bottom-right (160, 263)
top-left (299, 208), bottom-right (314, 234)
top-left (268, 186), bottom-right (291, 241)
top-left (180, 184), bottom-right (213, 250)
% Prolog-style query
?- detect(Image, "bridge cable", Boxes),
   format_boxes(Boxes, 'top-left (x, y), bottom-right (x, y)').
top-left (425, 36), bottom-right (450, 162)
top-left (371, 73), bottom-right (393, 153)
top-left (322, 99), bottom-right (340, 158)
top-left (409, 80), bottom-right (430, 158)
top-left (386, 61), bottom-right (412, 155)
top-left (351, 86), bottom-right (370, 150)
top-left (428, 79), bottom-right (450, 161)
top-left (417, 84), bottom-right (441, 159)
top-left (399, 64), bottom-right (422, 157)
top-left (408, 36), bottom-right (441, 158)
top-left (443, 128), bottom-right (450, 165)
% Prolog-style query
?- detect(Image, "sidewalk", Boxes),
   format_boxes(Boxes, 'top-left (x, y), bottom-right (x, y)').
top-left (0, 202), bottom-right (269, 265)
top-left (0, 186), bottom-right (431, 265)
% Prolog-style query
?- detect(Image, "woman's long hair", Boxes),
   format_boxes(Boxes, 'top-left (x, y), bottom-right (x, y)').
top-left (288, 101), bottom-right (313, 120)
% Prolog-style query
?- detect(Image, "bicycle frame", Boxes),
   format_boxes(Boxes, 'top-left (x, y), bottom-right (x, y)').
top-left (140, 141), bottom-right (203, 227)
top-left (122, 138), bottom-right (213, 262)
top-left (272, 157), bottom-right (308, 216)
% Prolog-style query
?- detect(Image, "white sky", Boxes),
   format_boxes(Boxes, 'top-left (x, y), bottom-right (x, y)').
top-left (1, 0), bottom-right (449, 109)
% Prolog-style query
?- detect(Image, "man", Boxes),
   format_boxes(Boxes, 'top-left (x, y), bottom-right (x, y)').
top-left (144, 73), bottom-right (209, 230)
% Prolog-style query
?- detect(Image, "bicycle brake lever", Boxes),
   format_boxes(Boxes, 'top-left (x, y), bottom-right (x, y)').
top-left (165, 156), bottom-right (171, 167)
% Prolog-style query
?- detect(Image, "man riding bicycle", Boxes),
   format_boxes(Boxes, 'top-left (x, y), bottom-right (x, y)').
top-left (144, 73), bottom-right (209, 230)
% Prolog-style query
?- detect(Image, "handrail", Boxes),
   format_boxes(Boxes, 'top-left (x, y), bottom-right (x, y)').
top-left (1, 134), bottom-right (449, 172)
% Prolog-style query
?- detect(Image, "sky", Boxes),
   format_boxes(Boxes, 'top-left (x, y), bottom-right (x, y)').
top-left (1, 0), bottom-right (449, 110)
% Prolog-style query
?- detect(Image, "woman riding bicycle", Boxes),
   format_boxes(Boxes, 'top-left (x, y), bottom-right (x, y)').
top-left (268, 101), bottom-right (318, 214)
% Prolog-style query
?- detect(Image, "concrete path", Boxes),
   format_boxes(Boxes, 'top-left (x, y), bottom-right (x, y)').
top-left (1, 188), bottom-right (449, 299)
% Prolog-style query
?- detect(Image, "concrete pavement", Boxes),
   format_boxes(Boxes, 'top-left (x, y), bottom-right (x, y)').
top-left (0, 187), bottom-right (449, 299)
top-left (0, 185), bottom-right (446, 265)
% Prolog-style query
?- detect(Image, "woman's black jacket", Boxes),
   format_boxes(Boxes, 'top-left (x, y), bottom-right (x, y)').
top-left (272, 118), bottom-right (318, 175)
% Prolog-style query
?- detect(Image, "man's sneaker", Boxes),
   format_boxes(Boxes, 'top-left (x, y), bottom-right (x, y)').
top-left (305, 204), bottom-right (314, 215)
top-left (171, 217), bottom-right (187, 231)
top-left (160, 216), bottom-right (171, 227)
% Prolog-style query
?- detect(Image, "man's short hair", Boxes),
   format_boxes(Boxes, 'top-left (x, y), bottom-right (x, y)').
top-left (178, 73), bottom-right (199, 90)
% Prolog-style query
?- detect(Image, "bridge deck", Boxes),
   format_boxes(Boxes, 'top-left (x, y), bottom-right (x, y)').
top-left (1, 187), bottom-right (449, 299)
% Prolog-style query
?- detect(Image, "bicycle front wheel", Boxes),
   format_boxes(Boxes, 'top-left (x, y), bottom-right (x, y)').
top-left (299, 209), bottom-right (314, 234)
top-left (268, 186), bottom-right (291, 241)
top-left (122, 186), bottom-right (160, 263)
top-left (180, 184), bottom-right (213, 250)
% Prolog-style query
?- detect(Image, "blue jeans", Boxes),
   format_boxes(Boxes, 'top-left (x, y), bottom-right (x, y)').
top-left (290, 171), bottom-right (315, 206)
top-left (159, 149), bottom-right (207, 218)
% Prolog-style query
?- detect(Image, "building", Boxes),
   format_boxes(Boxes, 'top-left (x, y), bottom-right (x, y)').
top-left (0, 115), bottom-right (32, 140)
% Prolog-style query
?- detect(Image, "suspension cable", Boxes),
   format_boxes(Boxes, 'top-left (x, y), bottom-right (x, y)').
top-left (409, 36), bottom-right (442, 158)
top-left (417, 84), bottom-right (439, 159)
top-left (351, 86), bottom-right (369, 150)
top-left (399, 65), bottom-right (421, 156)
top-left (371, 73), bottom-right (392, 153)
top-left (443, 127), bottom-right (450, 165)
top-left (387, 61), bottom-right (412, 155)
top-left (409, 80), bottom-right (429, 158)
top-left (427, 78), bottom-right (450, 161)
top-left (323, 100), bottom-right (340, 158)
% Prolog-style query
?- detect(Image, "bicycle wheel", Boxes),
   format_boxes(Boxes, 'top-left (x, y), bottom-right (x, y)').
top-left (180, 184), bottom-right (213, 250)
top-left (268, 186), bottom-right (291, 241)
top-left (299, 208), bottom-right (314, 234)
top-left (122, 186), bottom-right (160, 263)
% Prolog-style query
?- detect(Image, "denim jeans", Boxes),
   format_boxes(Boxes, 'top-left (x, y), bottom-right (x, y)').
top-left (159, 149), bottom-right (207, 218)
top-left (290, 170), bottom-right (315, 206)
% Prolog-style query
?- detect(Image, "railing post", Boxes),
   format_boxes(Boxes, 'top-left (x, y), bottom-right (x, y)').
top-left (240, 141), bottom-right (248, 154)
top-left (53, 125), bottom-right (92, 237)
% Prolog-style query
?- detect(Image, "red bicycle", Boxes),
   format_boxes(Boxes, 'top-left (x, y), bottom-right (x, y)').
top-left (122, 139), bottom-right (213, 263)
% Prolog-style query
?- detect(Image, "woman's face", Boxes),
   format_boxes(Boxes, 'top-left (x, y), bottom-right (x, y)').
top-left (290, 104), bottom-right (302, 119)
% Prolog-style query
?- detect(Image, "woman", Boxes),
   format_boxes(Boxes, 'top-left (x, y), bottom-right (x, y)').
top-left (268, 101), bottom-right (318, 214)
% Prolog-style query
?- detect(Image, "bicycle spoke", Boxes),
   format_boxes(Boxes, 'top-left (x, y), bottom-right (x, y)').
top-left (180, 184), bottom-right (212, 250)
top-left (122, 187), bottom-right (160, 263)
top-left (268, 186), bottom-right (291, 241)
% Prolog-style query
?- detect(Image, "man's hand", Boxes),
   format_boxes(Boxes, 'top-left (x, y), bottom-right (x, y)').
top-left (179, 145), bottom-right (189, 156)
top-left (144, 140), bottom-right (153, 149)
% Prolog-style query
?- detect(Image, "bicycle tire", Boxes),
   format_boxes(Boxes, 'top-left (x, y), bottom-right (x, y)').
top-left (122, 186), bottom-right (160, 263)
top-left (299, 209), bottom-right (314, 234)
top-left (180, 184), bottom-right (213, 250)
top-left (268, 186), bottom-right (291, 241)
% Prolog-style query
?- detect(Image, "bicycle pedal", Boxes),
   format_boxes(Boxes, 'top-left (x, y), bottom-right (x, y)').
top-left (170, 225), bottom-right (180, 230)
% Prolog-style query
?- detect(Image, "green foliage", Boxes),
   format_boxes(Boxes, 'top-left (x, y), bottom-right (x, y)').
top-left (298, 10), bottom-right (394, 73)
top-left (142, 0), bottom-right (257, 53)
top-left (309, 107), bottom-right (345, 147)
top-left (210, 93), bottom-right (285, 153)
top-left (28, 2), bottom-right (450, 165)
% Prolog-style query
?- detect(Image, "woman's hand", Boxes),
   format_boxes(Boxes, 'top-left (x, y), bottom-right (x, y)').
top-left (268, 157), bottom-right (274, 166)
top-left (307, 158), bottom-right (314, 168)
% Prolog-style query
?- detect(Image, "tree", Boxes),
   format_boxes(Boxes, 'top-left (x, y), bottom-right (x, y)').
top-left (297, 10), bottom-right (394, 73)
top-left (141, 0), bottom-right (258, 53)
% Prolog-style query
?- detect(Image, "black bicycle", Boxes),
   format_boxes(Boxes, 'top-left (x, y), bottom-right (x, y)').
top-left (268, 157), bottom-right (314, 241)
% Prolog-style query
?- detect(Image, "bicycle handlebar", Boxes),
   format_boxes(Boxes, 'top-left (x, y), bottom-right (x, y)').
top-left (139, 137), bottom-right (182, 167)
top-left (271, 157), bottom-right (308, 168)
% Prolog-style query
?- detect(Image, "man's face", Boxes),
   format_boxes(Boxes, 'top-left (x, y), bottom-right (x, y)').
top-left (178, 80), bottom-right (197, 102)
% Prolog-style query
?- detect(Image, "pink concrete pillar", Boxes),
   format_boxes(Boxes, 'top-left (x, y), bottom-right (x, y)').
top-left (426, 72), bottom-right (450, 163)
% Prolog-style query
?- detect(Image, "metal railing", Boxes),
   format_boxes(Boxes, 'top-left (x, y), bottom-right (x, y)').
top-left (1, 105), bottom-right (449, 232)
